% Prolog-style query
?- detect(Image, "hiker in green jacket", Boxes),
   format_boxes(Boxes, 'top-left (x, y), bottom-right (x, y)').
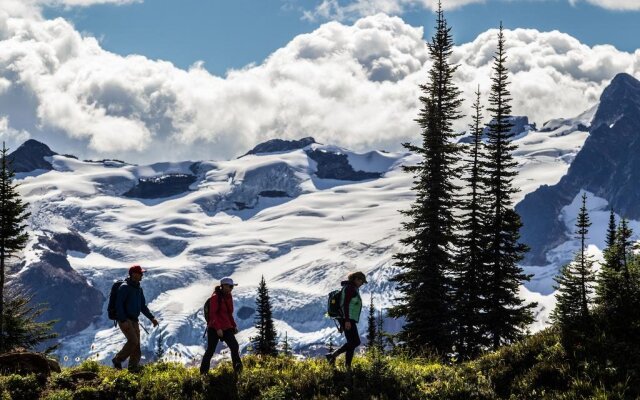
top-left (326, 271), bottom-right (367, 368)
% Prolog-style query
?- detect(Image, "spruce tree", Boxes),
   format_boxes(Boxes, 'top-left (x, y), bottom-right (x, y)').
top-left (366, 296), bottom-right (377, 351)
top-left (454, 87), bottom-right (490, 359)
top-left (155, 330), bottom-right (166, 361)
top-left (596, 209), bottom-right (621, 311)
top-left (390, 0), bottom-right (463, 356)
top-left (281, 331), bottom-right (291, 357)
top-left (551, 193), bottom-right (596, 333)
top-left (616, 219), bottom-right (633, 289)
top-left (0, 142), bottom-right (31, 351)
top-left (251, 276), bottom-right (278, 356)
top-left (1, 289), bottom-right (57, 353)
top-left (481, 25), bottom-right (535, 349)
top-left (375, 310), bottom-right (386, 352)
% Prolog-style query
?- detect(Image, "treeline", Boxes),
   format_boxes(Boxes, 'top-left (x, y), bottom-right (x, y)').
top-left (389, 3), bottom-right (534, 361)
top-left (552, 195), bottom-right (640, 391)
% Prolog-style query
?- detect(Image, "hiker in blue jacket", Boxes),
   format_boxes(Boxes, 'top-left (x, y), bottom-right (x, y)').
top-left (112, 265), bottom-right (158, 371)
top-left (326, 271), bottom-right (367, 369)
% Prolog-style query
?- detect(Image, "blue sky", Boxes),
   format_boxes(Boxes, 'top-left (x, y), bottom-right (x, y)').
top-left (45, 0), bottom-right (640, 77)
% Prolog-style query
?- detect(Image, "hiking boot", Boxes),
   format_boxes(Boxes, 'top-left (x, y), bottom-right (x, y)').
top-left (112, 358), bottom-right (122, 370)
top-left (325, 354), bottom-right (336, 367)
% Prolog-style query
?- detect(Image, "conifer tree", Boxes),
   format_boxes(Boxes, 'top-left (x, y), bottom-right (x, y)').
top-left (251, 276), bottom-right (278, 356)
top-left (481, 25), bottom-right (535, 349)
top-left (375, 310), bottom-right (386, 352)
top-left (366, 296), bottom-right (377, 351)
top-left (281, 331), bottom-right (291, 357)
top-left (617, 219), bottom-right (633, 289)
top-left (551, 193), bottom-right (596, 332)
top-left (1, 289), bottom-right (57, 353)
top-left (155, 330), bottom-right (166, 361)
top-left (596, 210), bottom-right (621, 310)
top-left (390, 0), bottom-right (463, 356)
top-left (454, 87), bottom-right (490, 359)
top-left (606, 209), bottom-right (617, 249)
top-left (0, 142), bottom-right (31, 351)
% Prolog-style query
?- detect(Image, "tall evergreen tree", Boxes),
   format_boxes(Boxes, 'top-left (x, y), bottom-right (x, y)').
top-left (0, 142), bottom-right (31, 351)
top-left (605, 209), bottom-right (617, 249)
top-left (481, 25), bottom-right (535, 349)
top-left (454, 87), bottom-right (490, 360)
top-left (596, 210), bottom-right (621, 310)
top-left (616, 219), bottom-right (633, 289)
top-left (366, 296), bottom-right (377, 351)
top-left (251, 276), bottom-right (278, 356)
top-left (551, 193), bottom-right (596, 331)
top-left (375, 310), bottom-right (386, 352)
top-left (390, 0), bottom-right (463, 356)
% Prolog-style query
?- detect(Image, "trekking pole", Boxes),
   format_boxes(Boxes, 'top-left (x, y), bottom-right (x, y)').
top-left (140, 323), bottom-right (149, 335)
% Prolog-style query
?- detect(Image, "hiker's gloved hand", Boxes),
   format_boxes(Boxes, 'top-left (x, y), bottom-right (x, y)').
top-left (344, 321), bottom-right (352, 331)
top-left (234, 327), bottom-right (239, 334)
top-left (216, 329), bottom-right (223, 338)
top-left (151, 319), bottom-right (159, 327)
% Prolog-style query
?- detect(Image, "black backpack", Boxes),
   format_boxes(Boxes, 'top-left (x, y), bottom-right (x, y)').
top-left (107, 280), bottom-right (125, 322)
top-left (327, 288), bottom-right (344, 319)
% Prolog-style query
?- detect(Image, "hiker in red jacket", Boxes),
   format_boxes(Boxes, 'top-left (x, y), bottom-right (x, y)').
top-left (200, 277), bottom-right (243, 375)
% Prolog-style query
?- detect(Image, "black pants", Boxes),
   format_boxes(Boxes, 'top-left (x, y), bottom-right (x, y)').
top-left (332, 319), bottom-right (361, 367)
top-left (200, 328), bottom-right (243, 373)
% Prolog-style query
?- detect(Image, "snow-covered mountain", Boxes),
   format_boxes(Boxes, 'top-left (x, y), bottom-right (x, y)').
top-left (518, 73), bottom-right (640, 267)
top-left (8, 73), bottom-right (639, 366)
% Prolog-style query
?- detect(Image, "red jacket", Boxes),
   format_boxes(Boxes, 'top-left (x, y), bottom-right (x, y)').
top-left (207, 291), bottom-right (237, 330)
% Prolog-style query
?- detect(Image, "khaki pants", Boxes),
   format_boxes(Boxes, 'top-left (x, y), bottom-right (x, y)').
top-left (114, 320), bottom-right (141, 368)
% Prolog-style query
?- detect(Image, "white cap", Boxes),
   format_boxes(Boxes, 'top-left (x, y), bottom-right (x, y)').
top-left (220, 277), bottom-right (237, 286)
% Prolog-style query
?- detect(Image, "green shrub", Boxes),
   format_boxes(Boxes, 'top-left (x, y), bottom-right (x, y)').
top-left (97, 370), bottom-right (139, 400)
top-left (42, 389), bottom-right (74, 400)
top-left (0, 374), bottom-right (42, 400)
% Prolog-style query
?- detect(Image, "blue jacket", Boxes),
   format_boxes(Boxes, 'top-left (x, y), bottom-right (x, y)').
top-left (115, 278), bottom-right (154, 322)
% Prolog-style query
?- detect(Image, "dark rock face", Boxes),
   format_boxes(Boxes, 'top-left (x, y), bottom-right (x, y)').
top-left (306, 149), bottom-right (381, 181)
top-left (236, 306), bottom-right (255, 320)
top-left (10, 231), bottom-right (105, 336)
top-left (517, 73), bottom-right (640, 265)
top-left (243, 137), bottom-right (316, 156)
top-left (123, 174), bottom-right (197, 199)
top-left (259, 190), bottom-right (289, 197)
top-left (459, 116), bottom-right (534, 143)
top-left (7, 139), bottom-right (57, 173)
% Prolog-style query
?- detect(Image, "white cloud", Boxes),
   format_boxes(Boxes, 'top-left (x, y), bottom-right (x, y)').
top-left (303, 0), bottom-right (482, 21)
top-left (0, 117), bottom-right (31, 147)
top-left (0, 12), bottom-right (639, 162)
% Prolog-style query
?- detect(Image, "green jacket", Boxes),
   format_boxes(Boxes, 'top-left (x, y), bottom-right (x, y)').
top-left (340, 281), bottom-right (362, 323)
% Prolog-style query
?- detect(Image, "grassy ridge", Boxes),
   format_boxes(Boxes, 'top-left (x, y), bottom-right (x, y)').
top-left (0, 329), bottom-right (632, 400)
